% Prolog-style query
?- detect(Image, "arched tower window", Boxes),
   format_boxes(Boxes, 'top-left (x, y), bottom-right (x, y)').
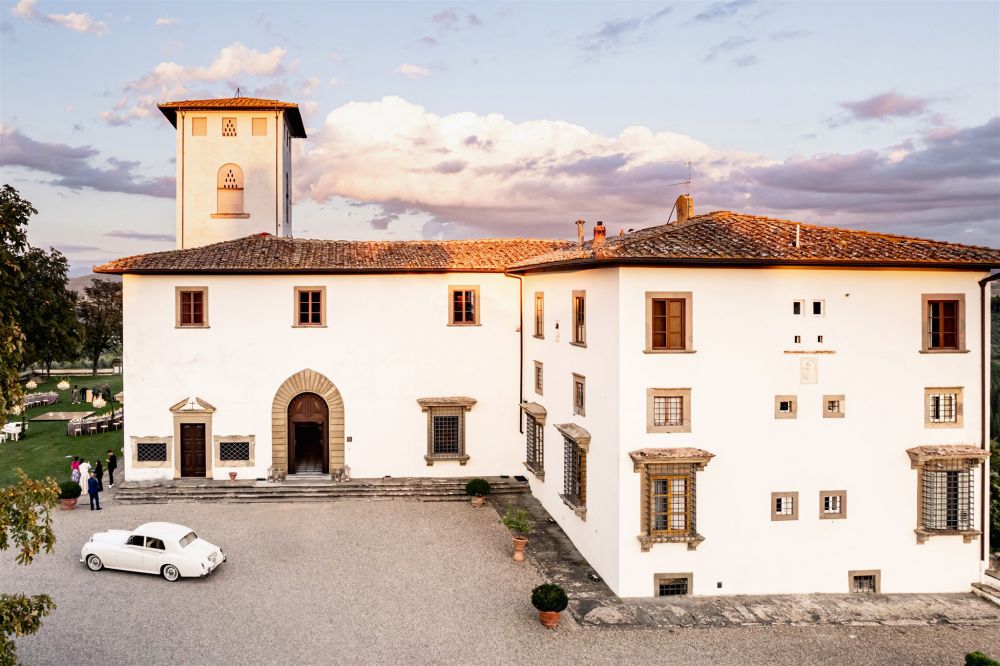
top-left (216, 163), bottom-right (245, 216)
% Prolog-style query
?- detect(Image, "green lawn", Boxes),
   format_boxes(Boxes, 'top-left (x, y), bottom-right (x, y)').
top-left (0, 374), bottom-right (124, 487)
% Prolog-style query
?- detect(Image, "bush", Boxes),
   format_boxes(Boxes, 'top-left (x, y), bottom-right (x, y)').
top-left (465, 478), bottom-right (491, 497)
top-left (502, 508), bottom-right (531, 535)
top-left (967, 652), bottom-right (1000, 666)
top-left (531, 583), bottom-right (568, 612)
top-left (58, 481), bottom-right (81, 500)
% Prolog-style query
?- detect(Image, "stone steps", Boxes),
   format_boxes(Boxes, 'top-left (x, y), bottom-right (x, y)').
top-left (114, 477), bottom-right (528, 505)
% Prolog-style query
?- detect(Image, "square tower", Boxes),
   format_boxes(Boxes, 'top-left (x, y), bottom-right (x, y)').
top-left (158, 98), bottom-right (307, 249)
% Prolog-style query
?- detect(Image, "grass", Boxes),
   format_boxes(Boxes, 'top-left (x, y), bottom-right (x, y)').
top-left (0, 374), bottom-right (123, 487)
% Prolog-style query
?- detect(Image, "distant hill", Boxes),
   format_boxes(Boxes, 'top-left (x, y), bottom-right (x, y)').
top-left (68, 273), bottom-right (121, 294)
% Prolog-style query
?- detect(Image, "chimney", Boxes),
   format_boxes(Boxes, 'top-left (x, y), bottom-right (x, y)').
top-left (575, 219), bottom-right (586, 247)
top-left (593, 221), bottom-right (606, 248)
top-left (674, 194), bottom-right (694, 224)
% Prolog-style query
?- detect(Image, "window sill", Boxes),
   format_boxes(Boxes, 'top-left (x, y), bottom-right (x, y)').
top-left (175, 325), bottom-right (210, 329)
top-left (923, 422), bottom-right (962, 429)
top-left (783, 350), bottom-right (836, 355)
top-left (914, 528), bottom-right (980, 544)
top-left (918, 349), bottom-right (970, 354)
top-left (643, 349), bottom-right (696, 354)
top-left (532, 334), bottom-right (544, 340)
top-left (638, 532), bottom-right (705, 552)
top-left (569, 341), bottom-right (587, 348)
top-left (647, 425), bottom-right (691, 434)
top-left (572, 410), bottom-right (586, 418)
top-left (424, 454), bottom-right (470, 466)
top-left (559, 494), bottom-right (587, 520)
top-left (292, 324), bottom-right (328, 328)
top-left (523, 461), bottom-right (544, 480)
top-left (210, 213), bottom-right (251, 219)
top-left (447, 323), bottom-right (482, 327)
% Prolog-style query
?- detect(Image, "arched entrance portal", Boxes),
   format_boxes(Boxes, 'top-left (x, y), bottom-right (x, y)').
top-left (288, 393), bottom-right (328, 474)
top-left (271, 369), bottom-right (345, 477)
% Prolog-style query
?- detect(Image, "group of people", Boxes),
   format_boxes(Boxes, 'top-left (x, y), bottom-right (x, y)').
top-left (70, 449), bottom-right (118, 511)
top-left (71, 383), bottom-right (112, 405)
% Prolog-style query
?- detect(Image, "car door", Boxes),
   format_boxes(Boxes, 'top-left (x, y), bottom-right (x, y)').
top-left (118, 534), bottom-right (146, 571)
top-left (141, 536), bottom-right (167, 573)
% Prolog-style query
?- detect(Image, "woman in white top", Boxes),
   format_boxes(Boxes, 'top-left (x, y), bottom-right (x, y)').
top-left (78, 460), bottom-right (91, 491)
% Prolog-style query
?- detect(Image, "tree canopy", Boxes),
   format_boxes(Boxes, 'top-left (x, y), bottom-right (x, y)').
top-left (77, 279), bottom-right (123, 375)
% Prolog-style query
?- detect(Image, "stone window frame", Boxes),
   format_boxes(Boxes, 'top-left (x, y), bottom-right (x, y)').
top-left (556, 423), bottom-right (590, 520)
top-left (418, 397), bottom-right (476, 465)
top-left (644, 291), bottom-right (695, 354)
top-left (448, 285), bottom-right (481, 326)
top-left (169, 397), bottom-right (214, 479)
top-left (819, 490), bottom-right (847, 519)
top-left (907, 446), bottom-right (987, 544)
top-left (533, 291), bottom-right (544, 339)
top-left (252, 117), bottom-right (268, 136)
top-left (571, 290), bottom-right (586, 347)
top-left (534, 361), bottom-right (543, 396)
top-left (653, 572), bottom-right (693, 597)
top-left (175, 286), bottom-right (209, 328)
top-left (774, 395), bottom-right (797, 419)
top-left (924, 386), bottom-right (963, 428)
top-left (131, 436), bottom-right (173, 469)
top-left (293, 286), bottom-right (327, 328)
top-left (823, 394), bottom-right (845, 419)
top-left (920, 293), bottom-right (967, 353)
top-left (770, 491), bottom-right (799, 521)
top-left (646, 388), bottom-right (692, 433)
top-left (191, 117), bottom-right (207, 136)
top-left (848, 569), bottom-right (881, 594)
top-left (572, 373), bottom-right (585, 417)
top-left (520, 402), bottom-right (546, 479)
top-left (630, 448), bottom-right (714, 551)
top-left (213, 434), bottom-right (256, 468)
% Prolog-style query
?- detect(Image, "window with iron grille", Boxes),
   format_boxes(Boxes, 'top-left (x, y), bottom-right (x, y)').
top-left (921, 461), bottom-right (974, 531)
top-left (928, 392), bottom-right (957, 423)
top-left (220, 441), bottom-right (251, 461)
top-left (449, 286), bottom-right (479, 325)
top-left (525, 414), bottom-right (543, 473)
top-left (572, 374), bottom-right (585, 416)
top-left (852, 574), bottom-right (877, 594)
top-left (636, 462), bottom-right (702, 549)
top-left (177, 289), bottom-right (206, 327)
top-left (572, 291), bottom-right (586, 345)
top-left (534, 361), bottom-right (543, 395)
top-left (562, 436), bottom-right (586, 508)
top-left (137, 442), bottom-right (167, 462)
top-left (296, 288), bottom-right (324, 326)
top-left (432, 412), bottom-right (462, 455)
top-left (656, 576), bottom-right (690, 597)
top-left (654, 396), bottom-right (683, 427)
top-left (534, 292), bottom-right (544, 338)
top-left (647, 389), bottom-right (691, 433)
top-left (222, 117), bottom-right (237, 136)
top-left (419, 398), bottom-right (474, 464)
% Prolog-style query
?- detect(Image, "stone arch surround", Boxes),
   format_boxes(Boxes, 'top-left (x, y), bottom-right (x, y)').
top-left (271, 369), bottom-right (344, 474)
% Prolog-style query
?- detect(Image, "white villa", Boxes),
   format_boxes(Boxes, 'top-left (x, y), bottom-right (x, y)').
top-left (96, 97), bottom-right (999, 598)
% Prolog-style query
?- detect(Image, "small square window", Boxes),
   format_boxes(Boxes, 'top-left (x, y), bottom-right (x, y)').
top-left (191, 117), bottom-right (207, 136)
top-left (176, 287), bottom-right (208, 327)
top-left (774, 395), bottom-right (797, 419)
top-left (817, 335), bottom-right (824, 343)
top-left (924, 387), bottom-right (963, 428)
top-left (294, 287), bottom-right (326, 327)
top-left (252, 117), bottom-right (267, 136)
top-left (794, 335), bottom-right (801, 344)
top-left (647, 388), bottom-right (691, 433)
top-left (654, 574), bottom-right (691, 597)
top-left (812, 300), bottom-right (824, 316)
top-left (222, 118), bottom-right (237, 137)
top-left (771, 491), bottom-right (799, 521)
top-left (819, 490), bottom-right (847, 519)
top-left (849, 570), bottom-right (880, 594)
top-left (823, 394), bottom-right (845, 418)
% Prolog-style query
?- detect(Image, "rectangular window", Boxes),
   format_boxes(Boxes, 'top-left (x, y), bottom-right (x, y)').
top-left (294, 287), bottom-right (325, 326)
top-left (654, 574), bottom-right (692, 597)
top-left (646, 388), bottom-right (692, 433)
top-left (792, 300), bottom-right (804, 315)
top-left (562, 435), bottom-right (586, 510)
top-left (136, 442), bottom-right (167, 462)
top-left (252, 117), bottom-right (268, 136)
top-left (219, 441), bottom-right (251, 461)
top-left (175, 287), bottom-right (208, 328)
top-left (823, 394), bottom-right (845, 419)
top-left (924, 387), bottom-right (963, 428)
top-left (534, 361), bottom-right (543, 395)
top-left (651, 475), bottom-right (689, 533)
top-left (812, 300), bottom-right (824, 316)
top-left (432, 414), bottom-right (461, 455)
top-left (922, 465), bottom-right (974, 531)
top-left (850, 572), bottom-right (879, 594)
top-left (191, 117), bottom-right (207, 136)
top-left (645, 292), bottom-right (693, 352)
top-left (819, 490), bottom-right (847, 519)
top-left (419, 398), bottom-right (474, 465)
top-left (534, 292), bottom-right (544, 338)
top-left (572, 373), bottom-right (585, 416)
top-left (771, 491), bottom-right (799, 521)
top-left (449, 286), bottom-right (480, 325)
top-left (774, 395), bottom-right (797, 419)
top-left (571, 290), bottom-right (586, 345)
top-left (525, 414), bottom-right (543, 474)
top-left (921, 294), bottom-right (965, 352)
top-left (222, 117), bottom-right (237, 136)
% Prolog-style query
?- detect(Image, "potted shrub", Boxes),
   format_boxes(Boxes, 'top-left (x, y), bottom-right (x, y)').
top-left (531, 583), bottom-right (568, 629)
top-left (228, 471), bottom-right (238, 481)
top-left (465, 478), bottom-right (491, 507)
top-left (59, 480), bottom-right (82, 510)
top-left (501, 508), bottom-right (532, 562)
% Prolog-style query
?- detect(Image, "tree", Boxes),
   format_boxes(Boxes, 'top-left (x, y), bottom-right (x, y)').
top-left (0, 185), bottom-right (34, 424)
top-left (0, 472), bottom-right (58, 665)
top-left (19, 247), bottom-right (79, 377)
top-left (76, 280), bottom-right (122, 375)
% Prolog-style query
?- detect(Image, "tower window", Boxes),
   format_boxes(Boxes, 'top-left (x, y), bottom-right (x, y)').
top-left (215, 163), bottom-right (247, 217)
top-left (252, 117), bottom-right (267, 136)
top-left (222, 118), bottom-right (237, 137)
top-left (191, 117), bottom-right (207, 136)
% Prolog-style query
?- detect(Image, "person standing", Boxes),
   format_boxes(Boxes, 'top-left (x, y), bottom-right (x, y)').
top-left (106, 449), bottom-right (118, 487)
top-left (71, 385), bottom-right (79, 404)
top-left (94, 459), bottom-right (104, 492)
top-left (78, 459), bottom-right (91, 493)
top-left (87, 471), bottom-right (101, 510)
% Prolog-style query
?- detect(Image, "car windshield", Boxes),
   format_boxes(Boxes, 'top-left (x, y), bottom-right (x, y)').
top-left (178, 531), bottom-right (198, 548)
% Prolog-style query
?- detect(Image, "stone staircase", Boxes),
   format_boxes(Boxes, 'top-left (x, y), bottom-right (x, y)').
top-left (114, 476), bottom-right (529, 505)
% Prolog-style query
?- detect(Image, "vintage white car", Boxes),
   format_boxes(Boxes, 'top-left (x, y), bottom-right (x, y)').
top-left (80, 522), bottom-right (226, 581)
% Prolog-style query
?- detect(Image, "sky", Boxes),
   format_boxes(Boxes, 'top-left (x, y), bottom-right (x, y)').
top-left (0, 0), bottom-right (997, 276)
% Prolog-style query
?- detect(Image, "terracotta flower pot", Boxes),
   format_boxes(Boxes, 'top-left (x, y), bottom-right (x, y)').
top-left (512, 536), bottom-right (528, 562)
top-left (471, 495), bottom-right (486, 508)
top-left (538, 610), bottom-right (560, 629)
top-left (228, 472), bottom-right (237, 481)
top-left (59, 498), bottom-right (78, 511)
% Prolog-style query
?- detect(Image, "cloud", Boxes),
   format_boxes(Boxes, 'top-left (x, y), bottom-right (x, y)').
top-left (329, 77), bottom-right (339, 87)
top-left (690, 0), bottom-right (757, 23)
top-left (396, 63), bottom-right (430, 79)
top-left (734, 54), bottom-right (759, 67)
top-left (100, 43), bottom-right (288, 125)
top-left (418, 36), bottom-right (439, 47)
top-left (301, 76), bottom-right (320, 96)
top-left (105, 230), bottom-right (174, 242)
top-left (770, 29), bottom-right (810, 41)
top-left (431, 8), bottom-right (482, 30)
top-left (840, 92), bottom-right (930, 121)
top-left (704, 36), bottom-right (755, 62)
top-left (155, 16), bottom-right (178, 27)
top-left (10, 0), bottom-right (108, 35)
top-left (578, 6), bottom-right (671, 56)
top-left (0, 125), bottom-right (174, 198)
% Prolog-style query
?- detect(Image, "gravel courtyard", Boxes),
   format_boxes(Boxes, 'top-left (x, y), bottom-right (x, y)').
top-left (4, 499), bottom-right (1000, 665)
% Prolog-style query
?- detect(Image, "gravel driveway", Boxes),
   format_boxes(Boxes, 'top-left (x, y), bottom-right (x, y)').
top-left (4, 499), bottom-right (1000, 665)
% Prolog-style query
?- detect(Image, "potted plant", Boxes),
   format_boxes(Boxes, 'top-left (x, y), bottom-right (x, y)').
top-left (501, 508), bottom-right (532, 562)
top-left (228, 471), bottom-right (237, 481)
top-left (59, 480), bottom-right (82, 510)
top-left (531, 583), bottom-right (568, 629)
top-left (465, 478), bottom-right (491, 507)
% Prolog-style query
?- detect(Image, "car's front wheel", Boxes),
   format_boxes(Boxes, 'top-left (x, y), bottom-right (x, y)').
top-left (161, 564), bottom-right (180, 582)
top-left (86, 554), bottom-right (103, 571)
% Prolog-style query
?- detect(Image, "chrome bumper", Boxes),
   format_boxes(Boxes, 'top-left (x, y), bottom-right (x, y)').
top-left (200, 552), bottom-right (226, 577)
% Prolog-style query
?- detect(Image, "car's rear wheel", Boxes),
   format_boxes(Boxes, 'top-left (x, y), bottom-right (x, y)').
top-left (86, 554), bottom-right (103, 571)
top-left (161, 564), bottom-right (180, 582)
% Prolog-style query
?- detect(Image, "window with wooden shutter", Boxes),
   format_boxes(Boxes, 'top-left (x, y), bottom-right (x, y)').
top-left (534, 292), bottom-right (544, 338)
top-left (921, 294), bottom-right (965, 352)
top-left (175, 288), bottom-right (208, 327)
top-left (571, 291), bottom-right (586, 345)
top-left (645, 292), bottom-right (693, 352)
top-left (449, 286), bottom-right (479, 325)
top-left (294, 287), bottom-right (326, 327)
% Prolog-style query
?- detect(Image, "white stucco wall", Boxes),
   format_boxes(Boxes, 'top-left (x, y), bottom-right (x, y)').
top-left (122, 272), bottom-right (524, 481)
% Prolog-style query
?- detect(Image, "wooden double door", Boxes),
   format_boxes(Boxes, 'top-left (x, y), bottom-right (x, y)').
top-left (180, 423), bottom-right (207, 478)
top-left (288, 393), bottom-right (329, 474)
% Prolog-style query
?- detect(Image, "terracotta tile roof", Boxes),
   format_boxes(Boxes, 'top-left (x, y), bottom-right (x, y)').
top-left (158, 97), bottom-right (306, 137)
top-left (509, 211), bottom-right (1000, 270)
top-left (94, 234), bottom-right (575, 275)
